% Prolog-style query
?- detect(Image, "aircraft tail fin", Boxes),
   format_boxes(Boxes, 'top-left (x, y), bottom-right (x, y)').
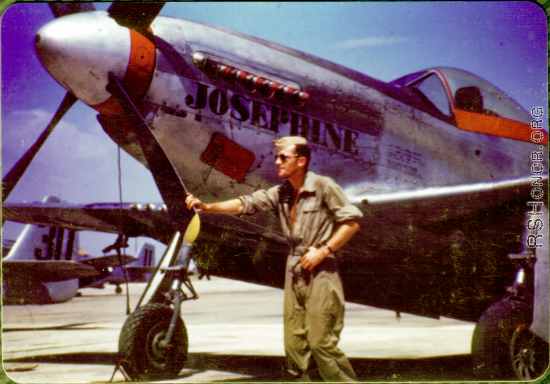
top-left (133, 242), bottom-right (156, 268)
top-left (125, 242), bottom-right (157, 275)
top-left (4, 223), bottom-right (79, 263)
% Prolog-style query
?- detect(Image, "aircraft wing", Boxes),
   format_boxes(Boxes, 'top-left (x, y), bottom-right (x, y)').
top-left (79, 254), bottom-right (137, 270)
top-left (2, 201), bottom-right (175, 244)
top-left (3, 261), bottom-right (99, 282)
top-left (2, 174), bottom-right (544, 321)
top-left (2, 201), bottom-right (288, 247)
top-left (352, 174), bottom-right (545, 225)
top-left (336, 174), bottom-right (547, 321)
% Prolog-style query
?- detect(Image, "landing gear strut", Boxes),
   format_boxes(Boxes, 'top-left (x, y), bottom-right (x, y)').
top-left (118, 228), bottom-right (199, 381)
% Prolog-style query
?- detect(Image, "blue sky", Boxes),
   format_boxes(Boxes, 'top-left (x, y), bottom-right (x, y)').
top-left (1, 2), bottom-right (548, 256)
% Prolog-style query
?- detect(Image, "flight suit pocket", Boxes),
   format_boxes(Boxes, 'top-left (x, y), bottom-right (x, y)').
top-left (302, 201), bottom-right (320, 213)
top-left (301, 201), bottom-right (324, 231)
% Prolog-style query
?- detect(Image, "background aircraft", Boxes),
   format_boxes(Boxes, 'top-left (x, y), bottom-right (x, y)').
top-left (84, 242), bottom-right (156, 293)
top-left (2, 196), bottom-right (136, 304)
top-left (1, 2), bottom-right (548, 381)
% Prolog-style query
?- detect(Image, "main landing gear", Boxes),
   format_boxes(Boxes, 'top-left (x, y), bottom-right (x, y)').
top-left (106, 71), bottom-right (202, 381)
top-left (472, 251), bottom-right (549, 380)
top-left (118, 228), bottom-right (199, 381)
top-left (119, 302), bottom-right (188, 380)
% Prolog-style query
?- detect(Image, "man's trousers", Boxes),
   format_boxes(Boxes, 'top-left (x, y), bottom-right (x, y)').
top-left (284, 255), bottom-right (357, 382)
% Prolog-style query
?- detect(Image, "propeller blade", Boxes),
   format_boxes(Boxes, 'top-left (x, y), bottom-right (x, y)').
top-left (105, 72), bottom-right (196, 234)
top-left (2, 92), bottom-right (78, 203)
top-left (107, 2), bottom-right (165, 34)
top-left (50, 3), bottom-right (96, 18)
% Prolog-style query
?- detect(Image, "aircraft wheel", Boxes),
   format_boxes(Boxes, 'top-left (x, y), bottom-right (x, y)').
top-left (115, 286), bottom-right (123, 294)
top-left (509, 321), bottom-right (549, 380)
top-left (472, 299), bottom-right (532, 380)
top-left (119, 302), bottom-right (188, 381)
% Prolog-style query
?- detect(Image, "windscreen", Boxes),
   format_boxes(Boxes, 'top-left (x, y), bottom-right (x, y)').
top-left (438, 67), bottom-right (531, 124)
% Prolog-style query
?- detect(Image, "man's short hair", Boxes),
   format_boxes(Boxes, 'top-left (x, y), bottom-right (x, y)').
top-left (273, 136), bottom-right (307, 151)
top-left (295, 144), bottom-right (311, 169)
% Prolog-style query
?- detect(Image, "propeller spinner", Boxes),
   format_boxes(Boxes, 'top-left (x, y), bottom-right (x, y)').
top-left (11, 2), bottom-right (195, 230)
top-left (34, 11), bottom-right (134, 108)
top-left (3, 3), bottom-right (162, 202)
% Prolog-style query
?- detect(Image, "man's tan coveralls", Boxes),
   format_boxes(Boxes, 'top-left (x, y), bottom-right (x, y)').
top-left (239, 171), bottom-right (363, 382)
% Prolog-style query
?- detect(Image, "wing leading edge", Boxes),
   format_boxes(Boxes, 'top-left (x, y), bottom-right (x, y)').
top-left (353, 174), bottom-right (547, 226)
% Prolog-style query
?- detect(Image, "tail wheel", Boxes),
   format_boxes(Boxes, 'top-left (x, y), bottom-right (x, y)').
top-left (472, 299), bottom-right (534, 380)
top-left (119, 302), bottom-right (188, 381)
top-left (510, 323), bottom-right (549, 380)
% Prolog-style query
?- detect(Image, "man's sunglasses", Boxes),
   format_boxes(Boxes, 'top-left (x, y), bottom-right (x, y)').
top-left (275, 154), bottom-right (303, 163)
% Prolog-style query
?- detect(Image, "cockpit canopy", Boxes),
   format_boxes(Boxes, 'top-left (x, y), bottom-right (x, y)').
top-left (390, 67), bottom-right (543, 144)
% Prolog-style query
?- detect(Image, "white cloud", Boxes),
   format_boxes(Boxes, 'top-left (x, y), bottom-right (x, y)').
top-left (331, 36), bottom-right (410, 50)
top-left (3, 107), bottom-right (111, 166)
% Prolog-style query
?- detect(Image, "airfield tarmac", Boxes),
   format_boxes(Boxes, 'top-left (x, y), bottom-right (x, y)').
top-left (2, 276), bottom-right (478, 383)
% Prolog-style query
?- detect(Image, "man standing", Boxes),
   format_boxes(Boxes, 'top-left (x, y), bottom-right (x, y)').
top-left (186, 136), bottom-right (362, 382)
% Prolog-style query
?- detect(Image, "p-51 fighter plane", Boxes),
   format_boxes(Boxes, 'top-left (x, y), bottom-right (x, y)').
top-left (2, 2), bottom-right (548, 381)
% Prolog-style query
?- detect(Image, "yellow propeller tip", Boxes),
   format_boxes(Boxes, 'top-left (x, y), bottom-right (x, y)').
top-left (183, 213), bottom-right (201, 243)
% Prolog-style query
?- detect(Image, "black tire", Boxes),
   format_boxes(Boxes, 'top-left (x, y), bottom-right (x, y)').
top-left (472, 299), bottom-right (532, 380)
top-left (119, 302), bottom-right (188, 381)
top-left (510, 322), bottom-right (549, 380)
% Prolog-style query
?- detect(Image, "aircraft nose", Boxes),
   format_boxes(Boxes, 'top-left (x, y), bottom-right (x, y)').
top-left (35, 11), bottom-right (154, 114)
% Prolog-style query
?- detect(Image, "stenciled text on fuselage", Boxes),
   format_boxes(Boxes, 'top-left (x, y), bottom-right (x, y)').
top-left (159, 82), bottom-right (362, 156)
